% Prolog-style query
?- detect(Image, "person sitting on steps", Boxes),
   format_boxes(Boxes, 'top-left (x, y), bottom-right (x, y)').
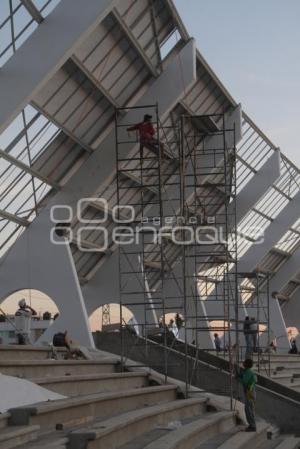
top-left (52, 330), bottom-right (82, 359)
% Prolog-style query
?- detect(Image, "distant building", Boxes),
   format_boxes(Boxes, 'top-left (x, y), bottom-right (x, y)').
top-left (0, 315), bottom-right (52, 344)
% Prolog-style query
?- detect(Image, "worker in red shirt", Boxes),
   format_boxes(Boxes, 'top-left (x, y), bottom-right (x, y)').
top-left (127, 114), bottom-right (165, 162)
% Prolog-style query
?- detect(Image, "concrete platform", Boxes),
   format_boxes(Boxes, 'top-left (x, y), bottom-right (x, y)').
top-left (68, 397), bottom-right (211, 449)
top-left (142, 412), bottom-right (237, 449)
top-left (0, 359), bottom-right (117, 378)
top-left (0, 346), bottom-right (67, 361)
top-left (8, 384), bottom-right (178, 431)
top-left (29, 372), bottom-right (149, 397)
top-left (0, 425), bottom-right (40, 449)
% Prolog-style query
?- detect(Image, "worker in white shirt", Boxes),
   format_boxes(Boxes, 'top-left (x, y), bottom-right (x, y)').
top-left (15, 299), bottom-right (37, 345)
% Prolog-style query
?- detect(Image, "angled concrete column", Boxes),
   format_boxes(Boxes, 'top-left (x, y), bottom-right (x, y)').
top-left (282, 293), bottom-right (300, 330)
top-left (0, 222), bottom-right (94, 348)
top-left (270, 246), bottom-right (300, 333)
top-left (266, 296), bottom-right (290, 351)
top-left (83, 248), bottom-right (157, 330)
top-left (269, 248), bottom-right (300, 295)
top-left (230, 150), bottom-right (281, 224)
top-left (84, 251), bottom-right (119, 315)
top-left (0, 0), bottom-right (115, 133)
top-left (238, 190), bottom-right (300, 273)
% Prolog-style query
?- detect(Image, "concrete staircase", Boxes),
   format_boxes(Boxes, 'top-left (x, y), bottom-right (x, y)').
top-left (220, 353), bottom-right (300, 394)
top-left (255, 355), bottom-right (300, 393)
top-left (0, 346), bottom-right (299, 449)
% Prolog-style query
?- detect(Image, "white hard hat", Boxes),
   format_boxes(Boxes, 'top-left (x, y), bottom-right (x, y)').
top-left (18, 298), bottom-right (26, 307)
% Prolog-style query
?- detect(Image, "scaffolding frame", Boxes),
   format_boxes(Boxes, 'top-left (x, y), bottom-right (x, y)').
top-left (115, 105), bottom-right (239, 403)
top-left (237, 271), bottom-right (271, 376)
top-left (179, 113), bottom-right (238, 403)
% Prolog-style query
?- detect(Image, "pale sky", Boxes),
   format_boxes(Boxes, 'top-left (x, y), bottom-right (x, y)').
top-left (174, 0), bottom-right (300, 167)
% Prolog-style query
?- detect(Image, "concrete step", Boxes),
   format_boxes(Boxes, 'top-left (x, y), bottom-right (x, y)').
top-left (257, 437), bottom-right (300, 449)
top-left (270, 362), bottom-right (300, 373)
top-left (271, 376), bottom-right (300, 388)
top-left (0, 346), bottom-right (67, 361)
top-left (0, 413), bottom-right (10, 430)
top-left (142, 412), bottom-right (236, 449)
top-left (0, 359), bottom-right (117, 378)
top-left (8, 384), bottom-right (178, 432)
top-left (214, 421), bottom-right (269, 449)
top-left (256, 367), bottom-right (300, 377)
top-left (222, 356), bottom-right (300, 371)
top-left (272, 437), bottom-right (300, 449)
top-left (68, 397), bottom-right (210, 449)
top-left (270, 373), bottom-right (293, 381)
top-left (194, 429), bottom-right (239, 449)
top-left (253, 437), bottom-right (285, 449)
top-left (116, 426), bottom-right (172, 449)
top-left (271, 369), bottom-right (300, 381)
top-left (218, 354), bottom-right (300, 362)
top-left (0, 425), bottom-right (40, 449)
top-left (256, 357), bottom-right (300, 363)
top-left (12, 433), bottom-right (68, 449)
top-left (117, 420), bottom-right (237, 449)
top-left (271, 376), bottom-right (294, 386)
top-left (30, 372), bottom-right (149, 397)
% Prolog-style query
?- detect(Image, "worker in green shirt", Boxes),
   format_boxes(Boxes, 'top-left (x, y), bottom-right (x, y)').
top-left (238, 358), bottom-right (257, 432)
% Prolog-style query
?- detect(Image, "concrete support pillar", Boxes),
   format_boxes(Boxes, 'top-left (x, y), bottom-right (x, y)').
top-left (231, 150), bottom-right (281, 224)
top-left (83, 249), bottom-right (157, 331)
top-left (282, 292), bottom-right (300, 330)
top-left (238, 191), bottom-right (300, 273)
top-left (269, 246), bottom-right (300, 336)
top-left (0, 219), bottom-right (94, 348)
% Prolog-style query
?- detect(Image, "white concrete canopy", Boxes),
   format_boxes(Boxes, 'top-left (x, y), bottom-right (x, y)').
top-left (270, 246), bottom-right (300, 331)
top-left (0, 0), bottom-right (116, 134)
top-left (238, 190), bottom-right (300, 273)
top-left (268, 247), bottom-right (300, 295)
top-left (232, 150), bottom-right (281, 224)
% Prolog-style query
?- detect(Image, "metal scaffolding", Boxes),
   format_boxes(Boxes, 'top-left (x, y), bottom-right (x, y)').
top-left (237, 272), bottom-right (271, 375)
top-left (115, 105), bottom-right (239, 401)
top-left (180, 113), bottom-right (238, 402)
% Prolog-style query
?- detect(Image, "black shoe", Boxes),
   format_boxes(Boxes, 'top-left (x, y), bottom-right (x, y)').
top-left (245, 426), bottom-right (256, 432)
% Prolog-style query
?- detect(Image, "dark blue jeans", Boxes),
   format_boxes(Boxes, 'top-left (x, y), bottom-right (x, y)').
top-left (245, 395), bottom-right (256, 429)
top-left (245, 334), bottom-right (253, 355)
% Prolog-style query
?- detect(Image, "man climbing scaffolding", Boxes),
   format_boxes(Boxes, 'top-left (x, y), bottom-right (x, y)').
top-left (127, 114), bottom-right (165, 162)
